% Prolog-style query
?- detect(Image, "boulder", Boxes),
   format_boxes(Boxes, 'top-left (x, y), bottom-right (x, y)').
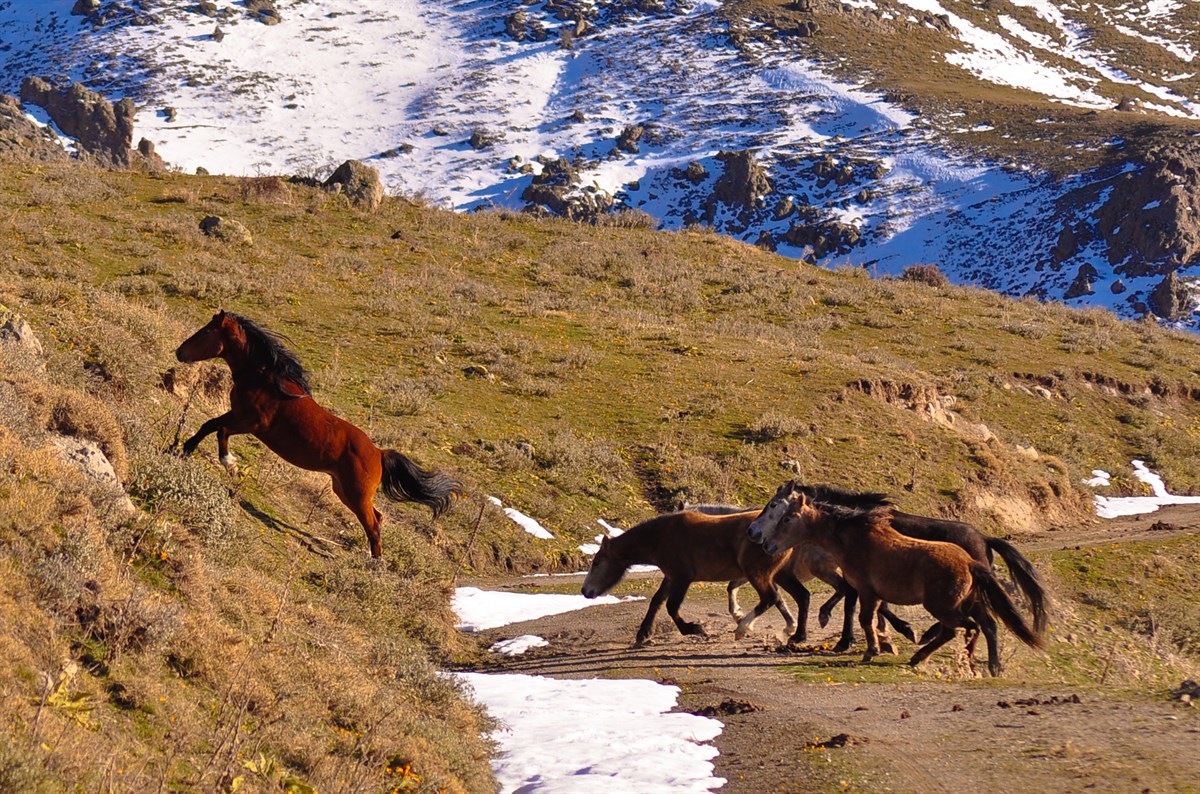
top-left (199, 215), bottom-right (253, 244)
top-left (49, 435), bottom-right (138, 518)
top-left (1148, 271), bottom-right (1195, 320)
top-left (505, 10), bottom-right (529, 40)
top-left (708, 150), bottom-right (771, 217)
top-left (1095, 140), bottom-right (1200, 277)
top-left (70, 0), bottom-right (100, 15)
top-left (0, 306), bottom-right (47, 373)
top-left (469, 128), bottom-right (503, 150)
top-left (18, 77), bottom-right (161, 168)
top-left (784, 219), bottom-right (862, 258)
top-left (674, 161), bottom-right (707, 185)
top-left (1064, 263), bottom-right (1098, 299)
top-left (616, 124), bottom-right (644, 154)
top-left (323, 159), bottom-right (384, 211)
top-left (0, 94), bottom-right (68, 161)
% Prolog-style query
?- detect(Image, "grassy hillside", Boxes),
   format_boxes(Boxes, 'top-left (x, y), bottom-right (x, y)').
top-left (3, 158), bottom-right (1200, 789)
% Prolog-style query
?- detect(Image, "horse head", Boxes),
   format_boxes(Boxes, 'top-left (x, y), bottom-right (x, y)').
top-left (581, 536), bottom-right (627, 598)
top-left (176, 310), bottom-right (238, 362)
top-left (749, 482), bottom-right (814, 556)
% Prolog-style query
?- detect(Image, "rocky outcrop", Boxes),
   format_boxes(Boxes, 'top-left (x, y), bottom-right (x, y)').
top-left (673, 161), bottom-right (707, 185)
top-left (323, 159), bottom-right (384, 211)
top-left (1148, 271), bottom-right (1195, 320)
top-left (0, 306), bottom-right (47, 373)
top-left (1064, 263), bottom-right (1098, 299)
top-left (0, 94), bottom-right (67, 161)
top-left (616, 124), bottom-right (644, 154)
top-left (522, 155), bottom-right (614, 220)
top-left (18, 78), bottom-right (163, 169)
top-left (784, 218), bottom-right (862, 258)
top-left (50, 435), bottom-right (137, 518)
top-left (706, 150), bottom-right (771, 220)
top-left (1095, 141), bottom-right (1200, 277)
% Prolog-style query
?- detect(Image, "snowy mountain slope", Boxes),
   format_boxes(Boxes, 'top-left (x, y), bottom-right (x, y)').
top-left (1, 0), bottom-right (1199, 324)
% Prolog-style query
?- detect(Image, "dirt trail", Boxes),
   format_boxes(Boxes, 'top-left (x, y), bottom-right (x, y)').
top-left (468, 507), bottom-right (1200, 793)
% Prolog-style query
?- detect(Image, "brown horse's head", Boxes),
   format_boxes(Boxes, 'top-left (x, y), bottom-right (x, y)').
top-left (176, 310), bottom-right (237, 362)
top-left (581, 536), bottom-right (627, 598)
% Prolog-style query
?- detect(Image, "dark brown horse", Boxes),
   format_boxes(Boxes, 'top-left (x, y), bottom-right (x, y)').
top-left (759, 482), bottom-right (1049, 648)
top-left (581, 508), bottom-right (809, 645)
top-left (749, 487), bottom-right (1046, 676)
top-left (175, 311), bottom-right (461, 558)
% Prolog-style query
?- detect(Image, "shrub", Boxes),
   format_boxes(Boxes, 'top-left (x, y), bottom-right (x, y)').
top-left (901, 264), bottom-right (949, 287)
top-left (128, 451), bottom-right (239, 546)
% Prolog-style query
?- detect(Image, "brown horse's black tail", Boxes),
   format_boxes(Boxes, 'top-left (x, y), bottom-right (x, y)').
top-left (986, 538), bottom-right (1049, 635)
top-left (971, 562), bottom-right (1045, 651)
top-left (380, 449), bottom-right (462, 519)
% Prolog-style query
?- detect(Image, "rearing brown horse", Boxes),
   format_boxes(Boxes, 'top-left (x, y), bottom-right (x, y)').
top-left (175, 310), bottom-right (462, 558)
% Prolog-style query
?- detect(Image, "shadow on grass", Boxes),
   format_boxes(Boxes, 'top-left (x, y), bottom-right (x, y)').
top-left (239, 498), bottom-right (349, 558)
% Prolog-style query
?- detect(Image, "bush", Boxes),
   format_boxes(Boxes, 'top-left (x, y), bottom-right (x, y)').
top-left (901, 263), bottom-right (949, 287)
top-left (128, 452), bottom-right (239, 546)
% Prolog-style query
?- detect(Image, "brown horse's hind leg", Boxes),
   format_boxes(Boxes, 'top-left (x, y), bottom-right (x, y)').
top-left (833, 587), bottom-right (858, 653)
top-left (636, 579), bottom-right (671, 646)
top-left (666, 580), bottom-right (707, 638)
top-left (858, 592), bottom-right (882, 663)
top-left (332, 476), bottom-right (384, 559)
top-left (972, 605), bottom-right (1001, 677)
top-left (909, 624), bottom-right (957, 668)
top-left (773, 571), bottom-right (808, 643)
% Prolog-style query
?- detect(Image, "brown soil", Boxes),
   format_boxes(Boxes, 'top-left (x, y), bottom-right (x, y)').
top-left (468, 507), bottom-right (1200, 793)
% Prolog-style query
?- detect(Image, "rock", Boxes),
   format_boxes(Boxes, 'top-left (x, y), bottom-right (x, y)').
top-left (463, 364), bottom-right (494, 380)
top-left (772, 195), bottom-right (794, 220)
top-left (246, 0), bottom-right (281, 24)
top-left (780, 459), bottom-right (803, 475)
top-left (1064, 263), bottom-right (1098, 299)
top-left (0, 94), bottom-right (68, 161)
top-left (0, 307), bottom-right (47, 373)
top-left (616, 124), bottom-right (644, 154)
top-left (505, 10), bottom-right (529, 40)
top-left (212, 25), bottom-right (225, 41)
top-left (755, 230), bottom-right (777, 251)
top-left (1110, 279), bottom-right (1126, 294)
top-left (194, 0), bottom-right (218, 16)
top-left (1095, 140), bottom-right (1200, 277)
top-left (708, 149), bottom-right (771, 217)
top-left (568, 109), bottom-right (587, 124)
top-left (1051, 223), bottom-right (1083, 263)
top-left (18, 77), bottom-right (161, 168)
top-left (674, 161), bottom-right (707, 185)
top-left (469, 128), bottom-right (503, 150)
top-left (323, 159), bottom-right (384, 211)
top-left (199, 215), bottom-right (253, 245)
top-left (196, 166), bottom-right (209, 175)
top-left (71, 0), bottom-right (100, 15)
top-left (1149, 271), bottom-right (1195, 320)
top-left (49, 435), bottom-right (138, 518)
top-left (784, 219), bottom-right (862, 258)
top-left (163, 106), bottom-right (177, 122)
top-left (528, 20), bottom-right (548, 41)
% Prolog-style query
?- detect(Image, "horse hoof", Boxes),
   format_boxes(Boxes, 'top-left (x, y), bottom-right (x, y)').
top-left (817, 611), bottom-right (832, 629)
top-left (879, 641), bottom-right (896, 655)
top-left (731, 611), bottom-right (745, 622)
top-left (832, 640), bottom-right (852, 653)
top-left (861, 652), bottom-right (876, 664)
top-left (896, 624), bottom-right (916, 643)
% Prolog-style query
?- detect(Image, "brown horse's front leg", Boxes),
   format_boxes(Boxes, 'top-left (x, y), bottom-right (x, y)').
top-left (858, 591), bottom-right (881, 663)
top-left (665, 580), bottom-right (706, 638)
top-left (635, 579), bottom-right (671, 646)
top-left (182, 411), bottom-right (253, 476)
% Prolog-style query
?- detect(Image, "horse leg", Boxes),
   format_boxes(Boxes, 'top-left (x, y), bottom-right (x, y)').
top-left (773, 571), bottom-right (808, 643)
top-left (876, 603), bottom-right (896, 655)
top-left (818, 577), bottom-right (849, 629)
top-left (636, 579), bottom-right (671, 646)
top-left (833, 587), bottom-right (858, 653)
top-left (726, 580), bottom-right (747, 623)
top-left (734, 581), bottom-right (781, 640)
top-left (332, 475), bottom-right (384, 559)
top-left (973, 606), bottom-right (1002, 677)
top-left (878, 606), bottom-right (916, 643)
top-left (216, 427), bottom-right (238, 476)
top-left (181, 410), bottom-right (252, 466)
top-left (858, 591), bottom-right (881, 663)
top-left (665, 580), bottom-right (705, 637)
top-left (909, 623), bottom-right (957, 668)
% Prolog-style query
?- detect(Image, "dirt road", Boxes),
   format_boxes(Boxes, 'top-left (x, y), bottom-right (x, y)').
top-left (469, 506), bottom-right (1200, 793)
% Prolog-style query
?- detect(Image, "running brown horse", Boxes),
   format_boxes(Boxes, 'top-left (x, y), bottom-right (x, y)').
top-left (581, 508), bottom-right (806, 646)
top-left (687, 504), bottom-right (913, 652)
top-left (749, 487), bottom-right (1046, 676)
top-left (174, 310), bottom-right (461, 558)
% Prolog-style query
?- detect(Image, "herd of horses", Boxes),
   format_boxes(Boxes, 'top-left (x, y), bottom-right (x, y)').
top-left (176, 311), bottom-right (1048, 677)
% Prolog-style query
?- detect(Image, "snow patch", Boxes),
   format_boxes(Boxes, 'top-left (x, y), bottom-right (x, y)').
top-left (488, 635), bottom-right (549, 656)
top-left (1092, 460), bottom-right (1200, 518)
top-left (488, 496), bottom-right (555, 540)
top-left (457, 672), bottom-right (724, 794)
top-left (452, 587), bottom-right (643, 632)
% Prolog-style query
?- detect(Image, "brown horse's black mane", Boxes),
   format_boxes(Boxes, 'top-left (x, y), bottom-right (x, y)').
top-left (790, 482), bottom-right (893, 510)
top-left (229, 312), bottom-right (311, 395)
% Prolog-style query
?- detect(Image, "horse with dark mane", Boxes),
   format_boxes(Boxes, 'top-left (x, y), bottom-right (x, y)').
top-left (175, 310), bottom-right (462, 558)
top-left (749, 485), bottom-right (1046, 676)
top-left (581, 508), bottom-right (815, 646)
top-left (761, 481), bottom-right (1049, 643)
top-left (686, 504), bottom-right (914, 652)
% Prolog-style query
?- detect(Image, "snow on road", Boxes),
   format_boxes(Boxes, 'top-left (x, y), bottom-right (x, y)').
top-left (452, 586), bottom-right (643, 632)
top-left (457, 671), bottom-right (724, 794)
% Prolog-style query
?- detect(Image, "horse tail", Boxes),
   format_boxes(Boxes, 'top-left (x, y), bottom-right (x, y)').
top-left (379, 449), bottom-right (462, 519)
top-left (986, 538), bottom-right (1049, 635)
top-left (971, 562), bottom-right (1045, 651)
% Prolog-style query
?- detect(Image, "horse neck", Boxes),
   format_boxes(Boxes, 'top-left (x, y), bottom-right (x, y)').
top-left (220, 332), bottom-right (258, 382)
top-left (612, 526), bottom-right (657, 567)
